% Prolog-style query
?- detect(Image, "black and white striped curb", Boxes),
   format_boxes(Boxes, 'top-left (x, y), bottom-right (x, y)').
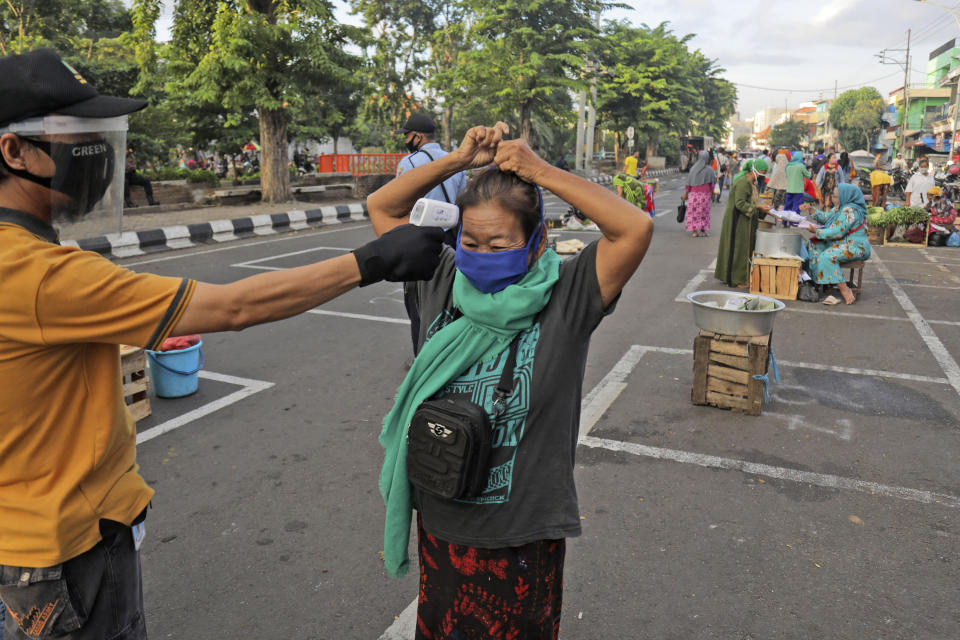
top-left (61, 203), bottom-right (368, 259)
top-left (588, 167), bottom-right (679, 185)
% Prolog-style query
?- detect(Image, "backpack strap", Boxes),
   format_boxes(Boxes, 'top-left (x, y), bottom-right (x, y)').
top-left (417, 148), bottom-right (452, 203)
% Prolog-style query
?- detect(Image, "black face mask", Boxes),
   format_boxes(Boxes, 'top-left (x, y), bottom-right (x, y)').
top-left (405, 134), bottom-right (422, 153)
top-left (0, 136), bottom-right (115, 217)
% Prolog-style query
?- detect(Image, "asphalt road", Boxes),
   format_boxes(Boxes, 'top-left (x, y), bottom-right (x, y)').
top-left (121, 175), bottom-right (960, 639)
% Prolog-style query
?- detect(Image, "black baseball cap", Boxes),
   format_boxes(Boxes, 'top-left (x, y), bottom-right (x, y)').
top-left (398, 113), bottom-right (436, 135)
top-left (0, 48), bottom-right (147, 127)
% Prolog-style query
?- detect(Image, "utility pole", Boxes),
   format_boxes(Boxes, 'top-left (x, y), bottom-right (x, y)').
top-left (575, 90), bottom-right (586, 171)
top-left (901, 28), bottom-right (911, 156)
top-left (584, 10), bottom-right (601, 173)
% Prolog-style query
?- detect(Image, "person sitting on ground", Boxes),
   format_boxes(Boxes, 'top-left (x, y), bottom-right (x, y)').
top-left (800, 183), bottom-right (871, 305)
top-left (366, 122), bottom-right (653, 639)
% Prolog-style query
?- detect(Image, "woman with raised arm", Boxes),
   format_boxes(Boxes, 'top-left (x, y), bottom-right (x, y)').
top-left (366, 123), bottom-right (653, 640)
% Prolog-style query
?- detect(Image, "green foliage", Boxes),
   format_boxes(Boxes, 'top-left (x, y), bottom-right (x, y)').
top-left (0, 0), bottom-right (132, 56)
top-left (830, 87), bottom-right (884, 152)
top-left (769, 119), bottom-right (807, 151)
top-left (595, 20), bottom-right (735, 158)
top-left (735, 135), bottom-right (751, 150)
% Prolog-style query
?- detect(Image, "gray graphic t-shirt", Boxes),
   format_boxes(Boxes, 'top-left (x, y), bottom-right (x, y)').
top-left (412, 241), bottom-right (613, 548)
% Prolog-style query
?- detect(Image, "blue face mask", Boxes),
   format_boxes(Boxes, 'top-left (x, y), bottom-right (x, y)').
top-left (455, 188), bottom-right (544, 294)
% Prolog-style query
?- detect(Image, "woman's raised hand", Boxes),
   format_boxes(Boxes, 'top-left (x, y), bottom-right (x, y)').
top-left (455, 122), bottom-right (510, 169)
top-left (493, 138), bottom-right (552, 184)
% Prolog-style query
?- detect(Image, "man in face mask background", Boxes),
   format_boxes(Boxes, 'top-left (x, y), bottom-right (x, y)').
top-left (905, 159), bottom-right (935, 208)
top-left (0, 48), bottom-right (444, 640)
top-left (395, 114), bottom-right (467, 358)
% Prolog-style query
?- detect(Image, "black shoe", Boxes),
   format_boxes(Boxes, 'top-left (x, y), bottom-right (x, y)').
top-left (125, 202), bottom-right (137, 208)
top-left (148, 200), bottom-right (160, 206)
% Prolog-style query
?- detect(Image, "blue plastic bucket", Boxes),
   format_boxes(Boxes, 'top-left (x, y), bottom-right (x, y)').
top-left (146, 341), bottom-right (204, 398)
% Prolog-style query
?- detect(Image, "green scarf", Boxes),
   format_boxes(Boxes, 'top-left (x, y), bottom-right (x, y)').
top-left (378, 249), bottom-right (562, 577)
top-left (733, 159), bottom-right (754, 183)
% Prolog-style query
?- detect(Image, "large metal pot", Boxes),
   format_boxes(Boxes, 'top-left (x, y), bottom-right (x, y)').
top-left (687, 290), bottom-right (785, 336)
top-left (755, 228), bottom-right (803, 258)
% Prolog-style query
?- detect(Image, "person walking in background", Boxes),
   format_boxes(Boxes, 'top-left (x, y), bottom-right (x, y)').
top-left (785, 151), bottom-right (810, 212)
top-left (124, 147), bottom-right (159, 208)
top-left (756, 149), bottom-right (771, 193)
top-left (623, 150), bottom-right (640, 177)
top-left (838, 151), bottom-right (855, 183)
top-left (682, 150), bottom-right (716, 237)
top-left (871, 152), bottom-right (892, 208)
top-left (890, 152), bottom-right (906, 172)
top-left (767, 151), bottom-right (789, 209)
top-left (816, 152), bottom-right (843, 209)
top-left (714, 150), bottom-right (729, 203)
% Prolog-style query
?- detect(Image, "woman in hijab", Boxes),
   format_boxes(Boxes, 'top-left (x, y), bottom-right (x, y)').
top-left (816, 152), bottom-right (843, 209)
top-left (682, 150), bottom-right (716, 237)
top-left (785, 151), bottom-right (811, 212)
top-left (366, 122), bottom-right (653, 638)
top-left (767, 152), bottom-right (789, 209)
top-left (715, 158), bottom-right (771, 287)
top-left (800, 183), bottom-right (871, 305)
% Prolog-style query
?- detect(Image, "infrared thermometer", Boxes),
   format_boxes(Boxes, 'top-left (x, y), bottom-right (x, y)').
top-left (410, 198), bottom-right (459, 228)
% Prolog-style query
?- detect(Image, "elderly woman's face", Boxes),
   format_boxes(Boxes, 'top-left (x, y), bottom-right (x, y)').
top-left (460, 203), bottom-right (526, 253)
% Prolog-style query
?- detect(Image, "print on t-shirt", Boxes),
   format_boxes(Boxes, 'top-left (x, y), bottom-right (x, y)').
top-left (425, 311), bottom-right (539, 505)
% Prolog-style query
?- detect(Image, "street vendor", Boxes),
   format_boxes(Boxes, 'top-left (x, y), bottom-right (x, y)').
top-left (715, 158), bottom-right (771, 288)
top-left (799, 183), bottom-right (871, 305)
top-left (926, 185), bottom-right (957, 233)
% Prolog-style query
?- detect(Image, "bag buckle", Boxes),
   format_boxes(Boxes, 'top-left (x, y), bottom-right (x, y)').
top-left (492, 387), bottom-right (510, 416)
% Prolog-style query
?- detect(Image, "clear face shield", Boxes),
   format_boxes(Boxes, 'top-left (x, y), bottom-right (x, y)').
top-left (1, 115), bottom-right (127, 236)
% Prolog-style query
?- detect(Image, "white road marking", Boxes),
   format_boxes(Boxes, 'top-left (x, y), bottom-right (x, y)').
top-left (121, 225), bottom-right (363, 266)
top-left (879, 259), bottom-right (960, 267)
top-left (675, 269), bottom-right (714, 302)
top-left (306, 309), bottom-right (411, 325)
top-left (767, 412), bottom-right (854, 441)
top-left (579, 345), bottom-right (647, 437)
top-left (378, 599), bottom-right (418, 640)
top-left (636, 345), bottom-right (949, 384)
top-left (230, 246), bottom-right (352, 270)
top-left (577, 435), bottom-right (960, 509)
top-left (135, 371), bottom-right (274, 445)
top-left (897, 282), bottom-right (960, 290)
top-left (872, 253), bottom-right (960, 399)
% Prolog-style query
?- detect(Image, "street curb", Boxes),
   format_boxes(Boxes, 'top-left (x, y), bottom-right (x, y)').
top-left (62, 202), bottom-right (369, 259)
top-left (587, 167), bottom-right (679, 186)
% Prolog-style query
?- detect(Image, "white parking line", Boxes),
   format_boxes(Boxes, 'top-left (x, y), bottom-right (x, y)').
top-left (231, 246), bottom-right (352, 270)
top-left (121, 224), bottom-right (364, 267)
top-left (306, 309), bottom-right (410, 325)
top-left (136, 371), bottom-right (274, 445)
top-left (872, 253), bottom-right (960, 400)
top-left (578, 436), bottom-right (960, 509)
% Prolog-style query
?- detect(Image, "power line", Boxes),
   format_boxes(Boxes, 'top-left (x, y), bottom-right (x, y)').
top-left (730, 71), bottom-right (902, 94)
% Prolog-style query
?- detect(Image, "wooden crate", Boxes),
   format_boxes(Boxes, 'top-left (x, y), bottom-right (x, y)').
top-left (120, 345), bottom-right (152, 421)
top-left (691, 331), bottom-right (771, 416)
top-left (750, 255), bottom-right (801, 301)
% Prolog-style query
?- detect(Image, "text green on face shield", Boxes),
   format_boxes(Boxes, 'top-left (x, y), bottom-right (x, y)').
top-left (0, 137), bottom-right (115, 220)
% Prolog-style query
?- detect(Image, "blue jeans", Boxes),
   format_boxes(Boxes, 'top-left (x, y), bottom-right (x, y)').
top-left (0, 517), bottom-right (146, 640)
top-left (784, 191), bottom-right (805, 213)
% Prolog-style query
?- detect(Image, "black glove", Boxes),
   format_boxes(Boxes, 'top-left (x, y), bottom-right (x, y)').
top-left (352, 224), bottom-right (445, 287)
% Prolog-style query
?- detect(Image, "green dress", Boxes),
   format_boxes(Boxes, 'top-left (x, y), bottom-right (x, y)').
top-left (714, 176), bottom-right (761, 287)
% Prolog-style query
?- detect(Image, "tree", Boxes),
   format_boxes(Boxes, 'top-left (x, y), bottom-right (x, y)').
top-left (596, 21), bottom-right (700, 161)
top-left (136, 0), bottom-right (364, 202)
top-left (456, 0), bottom-right (603, 143)
top-left (735, 134), bottom-right (751, 150)
top-left (685, 50), bottom-right (737, 140)
top-left (830, 87), bottom-right (884, 152)
top-left (769, 119), bottom-right (806, 151)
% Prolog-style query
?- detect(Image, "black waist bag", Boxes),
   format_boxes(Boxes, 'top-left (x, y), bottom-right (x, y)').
top-left (407, 334), bottom-right (522, 500)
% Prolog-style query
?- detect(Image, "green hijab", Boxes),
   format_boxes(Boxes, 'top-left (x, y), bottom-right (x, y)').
top-left (733, 159), bottom-right (754, 183)
top-left (378, 250), bottom-right (562, 577)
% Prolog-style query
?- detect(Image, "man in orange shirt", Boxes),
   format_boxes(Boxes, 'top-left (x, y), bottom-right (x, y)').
top-left (0, 49), bottom-right (444, 639)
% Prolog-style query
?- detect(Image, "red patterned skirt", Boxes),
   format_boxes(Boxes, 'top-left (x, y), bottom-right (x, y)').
top-left (415, 514), bottom-right (566, 640)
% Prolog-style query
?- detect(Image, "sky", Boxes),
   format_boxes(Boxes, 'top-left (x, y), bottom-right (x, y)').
top-left (146, 0), bottom-right (960, 120)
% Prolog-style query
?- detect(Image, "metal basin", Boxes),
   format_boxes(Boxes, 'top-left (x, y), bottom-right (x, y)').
top-left (687, 290), bottom-right (785, 336)
top-left (755, 228), bottom-right (803, 258)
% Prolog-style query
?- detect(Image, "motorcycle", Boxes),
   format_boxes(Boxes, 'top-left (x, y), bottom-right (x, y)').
top-left (857, 168), bottom-right (873, 196)
top-left (888, 168), bottom-right (910, 201)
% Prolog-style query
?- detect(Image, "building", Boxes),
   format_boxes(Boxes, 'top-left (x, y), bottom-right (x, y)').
top-left (752, 107), bottom-right (789, 135)
top-left (811, 99), bottom-right (837, 149)
top-left (884, 86), bottom-right (951, 158)
top-left (927, 39), bottom-right (960, 89)
top-left (725, 115), bottom-right (754, 149)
